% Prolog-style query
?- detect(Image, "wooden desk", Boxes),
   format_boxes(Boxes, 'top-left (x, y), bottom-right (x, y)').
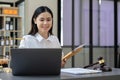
top-left (0, 68), bottom-right (120, 80)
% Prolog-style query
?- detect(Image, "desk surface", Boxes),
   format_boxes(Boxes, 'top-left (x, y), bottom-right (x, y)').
top-left (0, 68), bottom-right (120, 80)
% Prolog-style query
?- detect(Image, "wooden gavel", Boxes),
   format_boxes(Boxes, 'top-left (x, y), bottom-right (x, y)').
top-left (84, 57), bottom-right (112, 72)
top-left (84, 57), bottom-right (105, 68)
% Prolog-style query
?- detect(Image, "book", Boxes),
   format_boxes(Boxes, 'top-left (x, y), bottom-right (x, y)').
top-left (62, 44), bottom-right (85, 61)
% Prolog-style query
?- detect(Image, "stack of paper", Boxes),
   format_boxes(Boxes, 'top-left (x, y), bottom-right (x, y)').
top-left (61, 68), bottom-right (102, 75)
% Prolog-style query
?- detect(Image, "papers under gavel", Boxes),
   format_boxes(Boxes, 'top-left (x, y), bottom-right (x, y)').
top-left (62, 44), bottom-right (85, 61)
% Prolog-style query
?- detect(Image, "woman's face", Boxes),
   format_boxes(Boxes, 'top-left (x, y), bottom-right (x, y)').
top-left (34, 12), bottom-right (52, 34)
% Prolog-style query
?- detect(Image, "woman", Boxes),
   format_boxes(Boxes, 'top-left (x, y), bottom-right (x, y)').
top-left (19, 6), bottom-right (66, 67)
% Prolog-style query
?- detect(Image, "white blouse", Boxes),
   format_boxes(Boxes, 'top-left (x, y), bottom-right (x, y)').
top-left (19, 33), bottom-right (61, 48)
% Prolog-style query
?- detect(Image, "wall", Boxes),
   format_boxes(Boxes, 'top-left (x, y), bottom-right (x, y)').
top-left (24, 0), bottom-right (58, 36)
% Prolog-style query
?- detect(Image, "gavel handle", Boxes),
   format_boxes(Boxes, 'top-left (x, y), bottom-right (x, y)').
top-left (84, 62), bottom-right (99, 68)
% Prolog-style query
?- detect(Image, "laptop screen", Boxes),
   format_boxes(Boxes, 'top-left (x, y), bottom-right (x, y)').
top-left (10, 48), bottom-right (62, 76)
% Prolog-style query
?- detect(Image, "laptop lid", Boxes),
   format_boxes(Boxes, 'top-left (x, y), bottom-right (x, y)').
top-left (10, 48), bottom-right (62, 76)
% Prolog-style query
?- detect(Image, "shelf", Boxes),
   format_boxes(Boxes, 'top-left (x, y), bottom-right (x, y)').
top-left (0, 14), bottom-right (21, 18)
top-left (0, 13), bottom-right (22, 56)
top-left (0, 30), bottom-right (22, 32)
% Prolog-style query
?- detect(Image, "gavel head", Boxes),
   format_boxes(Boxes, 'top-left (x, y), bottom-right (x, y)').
top-left (98, 57), bottom-right (103, 60)
top-left (97, 57), bottom-right (112, 72)
top-left (98, 57), bottom-right (105, 67)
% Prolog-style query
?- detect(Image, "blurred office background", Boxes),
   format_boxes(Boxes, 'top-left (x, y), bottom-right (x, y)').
top-left (0, 0), bottom-right (120, 68)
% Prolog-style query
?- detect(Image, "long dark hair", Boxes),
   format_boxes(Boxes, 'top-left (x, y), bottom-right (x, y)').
top-left (28, 6), bottom-right (53, 35)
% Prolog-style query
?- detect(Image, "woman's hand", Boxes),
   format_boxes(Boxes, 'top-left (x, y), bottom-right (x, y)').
top-left (61, 59), bottom-right (67, 68)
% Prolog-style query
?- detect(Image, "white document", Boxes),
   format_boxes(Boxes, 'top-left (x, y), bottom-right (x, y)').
top-left (61, 68), bottom-right (102, 75)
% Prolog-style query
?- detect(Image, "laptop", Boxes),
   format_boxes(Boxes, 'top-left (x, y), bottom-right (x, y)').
top-left (10, 48), bottom-right (62, 76)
